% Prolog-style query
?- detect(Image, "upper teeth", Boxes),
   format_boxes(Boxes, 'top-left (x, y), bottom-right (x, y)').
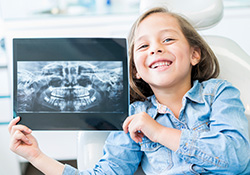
top-left (151, 62), bottom-right (170, 69)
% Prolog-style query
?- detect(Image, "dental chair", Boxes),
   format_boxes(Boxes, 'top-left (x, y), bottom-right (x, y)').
top-left (77, 0), bottom-right (250, 173)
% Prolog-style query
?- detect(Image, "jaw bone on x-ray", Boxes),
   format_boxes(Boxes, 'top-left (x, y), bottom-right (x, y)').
top-left (17, 61), bottom-right (123, 113)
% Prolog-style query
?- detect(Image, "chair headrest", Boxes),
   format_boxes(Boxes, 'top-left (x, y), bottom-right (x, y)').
top-left (140, 0), bottom-right (224, 30)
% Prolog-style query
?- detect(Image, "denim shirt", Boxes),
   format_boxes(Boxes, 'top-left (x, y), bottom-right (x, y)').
top-left (63, 79), bottom-right (250, 174)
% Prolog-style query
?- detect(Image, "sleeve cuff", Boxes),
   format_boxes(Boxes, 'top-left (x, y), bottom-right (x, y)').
top-left (62, 164), bottom-right (79, 175)
top-left (175, 129), bottom-right (199, 156)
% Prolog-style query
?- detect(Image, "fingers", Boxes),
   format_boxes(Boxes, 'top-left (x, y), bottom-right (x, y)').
top-left (10, 124), bottom-right (32, 137)
top-left (9, 117), bottom-right (32, 136)
top-left (123, 112), bottom-right (159, 143)
top-left (127, 120), bottom-right (144, 143)
top-left (9, 117), bottom-right (33, 146)
top-left (123, 112), bottom-right (147, 133)
top-left (122, 115), bottom-right (135, 134)
top-left (131, 131), bottom-right (144, 143)
top-left (123, 115), bottom-right (144, 143)
top-left (8, 116), bottom-right (20, 133)
top-left (9, 124), bottom-right (33, 154)
top-left (10, 129), bottom-right (33, 147)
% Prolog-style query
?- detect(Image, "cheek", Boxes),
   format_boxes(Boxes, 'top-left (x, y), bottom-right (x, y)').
top-left (174, 46), bottom-right (193, 64)
top-left (133, 51), bottom-right (147, 67)
top-left (133, 55), bottom-right (145, 76)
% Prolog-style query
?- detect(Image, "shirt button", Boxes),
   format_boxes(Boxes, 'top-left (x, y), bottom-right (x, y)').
top-left (180, 125), bottom-right (186, 129)
top-left (152, 143), bottom-right (157, 148)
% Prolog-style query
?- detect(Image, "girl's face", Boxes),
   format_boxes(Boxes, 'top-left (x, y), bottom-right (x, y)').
top-left (133, 13), bottom-right (200, 92)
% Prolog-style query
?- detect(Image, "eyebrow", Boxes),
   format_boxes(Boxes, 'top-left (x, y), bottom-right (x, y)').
top-left (134, 29), bottom-right (179, 44)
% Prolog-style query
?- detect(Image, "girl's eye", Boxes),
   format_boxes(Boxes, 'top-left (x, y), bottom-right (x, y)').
top-left (137, 44), bottom-right (148, 50)
top-left (163, 38), bottom-right (174, 43)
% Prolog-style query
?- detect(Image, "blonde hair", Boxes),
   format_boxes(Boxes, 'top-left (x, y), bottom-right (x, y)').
top-left (128, 7), bottom-right (220, 103)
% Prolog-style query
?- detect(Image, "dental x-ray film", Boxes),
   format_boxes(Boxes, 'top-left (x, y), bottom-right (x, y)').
top-left (13, 38), bottom-right (128, 130)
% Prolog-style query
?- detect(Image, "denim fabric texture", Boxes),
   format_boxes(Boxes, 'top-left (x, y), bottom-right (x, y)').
top-left (63, 79), bottom-right (250, 174)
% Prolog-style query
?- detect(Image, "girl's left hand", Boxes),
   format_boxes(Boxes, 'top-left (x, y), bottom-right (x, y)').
top-left (123, 112), bottom-right (163, 143)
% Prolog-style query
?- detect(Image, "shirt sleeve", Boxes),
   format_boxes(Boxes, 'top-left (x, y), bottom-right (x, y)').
top-left (62, 131), bottom-right (142, 175)
top-left (175, 81), bottom-right (250, 174)
top-left (62, 104), bottom-right (142, 175)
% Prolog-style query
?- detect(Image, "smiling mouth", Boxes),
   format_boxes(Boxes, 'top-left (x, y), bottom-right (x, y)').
top-left (150, 61), bottom-right (172, 69)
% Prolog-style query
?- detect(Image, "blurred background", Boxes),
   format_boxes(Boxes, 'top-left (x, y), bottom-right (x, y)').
top-left (0, 0), bottom-right (249, 174)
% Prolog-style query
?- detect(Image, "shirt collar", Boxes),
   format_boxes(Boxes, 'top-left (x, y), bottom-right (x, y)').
top-left (151, 95), bottom-right (170, 114)
top-left (184, 80), bottom-right (205, 104)
top-left (150, 80), bottom-right (204, 114)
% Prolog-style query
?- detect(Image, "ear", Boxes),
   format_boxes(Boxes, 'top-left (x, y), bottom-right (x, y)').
top-left (136, 72), bottom-right (141, 79)
top-left (190, 46), bottom-right (201, 66)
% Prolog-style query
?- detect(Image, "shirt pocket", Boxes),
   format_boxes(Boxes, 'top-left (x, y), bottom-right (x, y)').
top-left (140, 137), bottom-right (173, 173)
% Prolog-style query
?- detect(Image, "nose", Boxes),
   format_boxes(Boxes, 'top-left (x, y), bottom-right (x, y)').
top-left (150, 49), bottom-right (163, 55)
top-left (64, 67), bottom-right (78, 87)
top-left (149, 43), bottom-right (164, 55)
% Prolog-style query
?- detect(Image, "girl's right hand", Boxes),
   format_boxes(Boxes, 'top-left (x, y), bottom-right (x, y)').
top-left (8, 117), bottom-right (42, 162)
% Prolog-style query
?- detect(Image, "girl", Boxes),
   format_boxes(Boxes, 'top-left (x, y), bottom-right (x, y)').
top-left (9, 7), bottom-right (250, 174)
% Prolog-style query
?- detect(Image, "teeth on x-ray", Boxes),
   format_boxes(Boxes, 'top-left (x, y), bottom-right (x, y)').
top-left (73, 88), bottom-right (90, 97)
top-left (50, 88), bottom-right (90, 98)
top-left (90, 96), bottom-right (96, 102)
top-left (17, 61), bottom-right (123, 112)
